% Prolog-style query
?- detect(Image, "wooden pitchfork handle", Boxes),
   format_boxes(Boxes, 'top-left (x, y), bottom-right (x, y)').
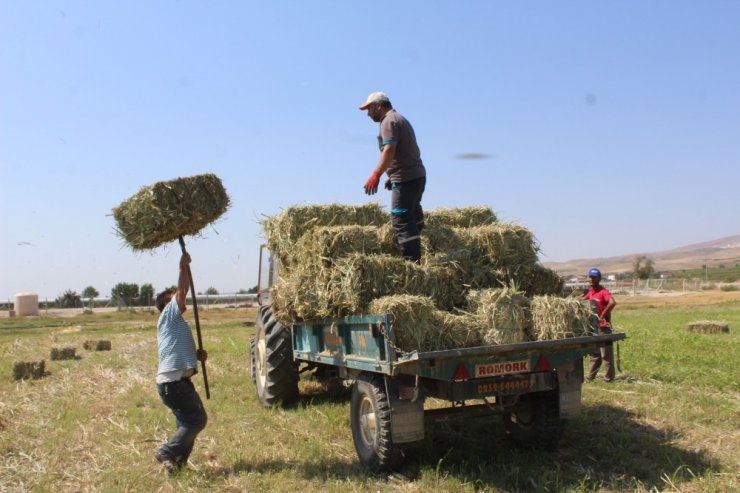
top-left (178, 236), bottom-right (211, 399)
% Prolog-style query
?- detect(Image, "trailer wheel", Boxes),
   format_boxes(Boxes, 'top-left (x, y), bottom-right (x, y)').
top-left (350, 374), bottom-right (402, 472)
top-left (503, 391), bottom-right (565, 451)
top-left (254, 305), bottom-right (298, 407)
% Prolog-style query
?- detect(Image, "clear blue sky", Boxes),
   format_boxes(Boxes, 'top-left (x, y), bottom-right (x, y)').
top-left (2, 1), bottom-right (739, 301)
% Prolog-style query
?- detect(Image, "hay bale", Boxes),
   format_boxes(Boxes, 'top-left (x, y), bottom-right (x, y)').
top-left (112, 173), bottom-right (230, 251)
top-left (530, 296), bottom-right (596, 340)
top-left (687, 321), bottom-right (730, 334)
top-left (328, 254), bottom-right (465, 316)
top-left (439, 312), bottom-right (484, 349)
top-left (368, 295), bottom-right (445, 352)
top-left (50, 346), bottom-right (77, 360)
top-left (261, 203), bottom-right (388, 265)
top-left (292, 225), bottom-right (398, 267)
top-left (424, 206), bottom-right (497, 228)
top-left (13, 360), bottom-right (45, 380)
top-left (466, 287), bottom-right (531, 345)
top-left (517, 264), bottom-right (565, 297)
top-left (84, 340), bottom-right (112, 351)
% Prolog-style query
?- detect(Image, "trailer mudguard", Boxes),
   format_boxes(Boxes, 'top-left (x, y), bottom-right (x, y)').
top-left (384, 376), bottom-right (425, 443)
top-left (556, 359), bottom-right (583, 418)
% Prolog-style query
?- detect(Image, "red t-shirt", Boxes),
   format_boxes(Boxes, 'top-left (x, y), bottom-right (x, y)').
top-left (583, 285), bottom-right (614, 327)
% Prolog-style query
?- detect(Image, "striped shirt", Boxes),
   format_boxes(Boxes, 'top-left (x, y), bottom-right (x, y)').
top-left (156, 298), bottom-right (197, 382)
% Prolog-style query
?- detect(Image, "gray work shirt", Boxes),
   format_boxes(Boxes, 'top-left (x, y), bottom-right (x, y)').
top-left (378, 110), bottom-right (426, 183)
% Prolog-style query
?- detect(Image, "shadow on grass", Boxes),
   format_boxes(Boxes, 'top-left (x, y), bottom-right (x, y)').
top-left (399, 403), bottom-right (719, 491)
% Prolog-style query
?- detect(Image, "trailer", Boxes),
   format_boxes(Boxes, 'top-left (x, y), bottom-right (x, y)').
top-left (249, 245), bottom-right (625, 471)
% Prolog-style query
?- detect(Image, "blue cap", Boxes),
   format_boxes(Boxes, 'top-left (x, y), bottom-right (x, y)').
top-left (588, 268), bottom-right (602, 278)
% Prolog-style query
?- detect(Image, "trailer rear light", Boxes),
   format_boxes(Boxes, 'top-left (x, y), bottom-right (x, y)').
top-left (453, 363), bottom-right (471, 381)
top-left (535, 355), bottom-right (552, 372)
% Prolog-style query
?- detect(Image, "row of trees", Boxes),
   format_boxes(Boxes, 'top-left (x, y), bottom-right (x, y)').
top-left (55, 284), bottom-right (257, 308)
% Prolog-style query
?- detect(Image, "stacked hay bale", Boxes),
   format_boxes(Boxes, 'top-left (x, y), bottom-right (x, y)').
top-left (531, 296), bottom-right (596, 340)
top-left (263, 203), bottom-right (569, 352)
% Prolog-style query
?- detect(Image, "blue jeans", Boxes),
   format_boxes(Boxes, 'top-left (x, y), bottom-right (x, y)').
top-left (157, 378), bottom-right (207, 463)
top-left (390, 177), bottom-right (426, 263)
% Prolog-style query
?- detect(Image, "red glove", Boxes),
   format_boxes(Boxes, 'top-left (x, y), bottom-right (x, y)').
top-left (364, 171), bottom-right (381, 195)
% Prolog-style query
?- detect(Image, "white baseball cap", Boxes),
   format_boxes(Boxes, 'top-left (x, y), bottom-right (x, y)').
top-left (359, 91), bottom-right (390, 110)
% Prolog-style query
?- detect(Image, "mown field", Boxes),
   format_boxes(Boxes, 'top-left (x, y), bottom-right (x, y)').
top-left (0, 293), bottom-right (738, 492)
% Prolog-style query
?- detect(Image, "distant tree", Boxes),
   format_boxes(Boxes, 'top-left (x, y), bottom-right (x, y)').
top-left (633, 255), bottom-right (655, 280)
top-left (111, 282), bottom-right (140, 307)
top-left (139, 283), bottom-right (155, 307)
top-left (205, 287), bottom-right (219, 295)
top-left (237, 288), bottom-right (249, 294)
top-left (247, 285), bottom-right (259, 294)
top-left (57, 290), bottom-right (82, 308)
top-left (82, 286), bottom-right (99, 307)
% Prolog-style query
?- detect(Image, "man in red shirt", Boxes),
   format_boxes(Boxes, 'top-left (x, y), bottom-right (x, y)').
top-left (582, 268), bottom-right (617, 382)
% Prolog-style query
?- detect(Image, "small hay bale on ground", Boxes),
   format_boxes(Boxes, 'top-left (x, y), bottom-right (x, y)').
top-left (112, 173), bottom-right (230, 251)
top-left (466, 287), bottom-right (531, 345)
top-left (368, 295), bottom-right (445, 352)
top-left (13, 360), bottom-right (45, 380)
top-left (84, 340), bottom-right (112, 351)
top-left (261, 203), bottom-right (388, 265)
top-left (687, 321), bottom-right (730, 334)
top-left (531, 296), bottom-right (595, 340)
top-left (50, 346), bottom-right (77, 360)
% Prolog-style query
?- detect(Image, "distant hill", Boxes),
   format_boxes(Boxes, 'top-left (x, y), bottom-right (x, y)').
top-left (542, 234), bottom-right (740, 277)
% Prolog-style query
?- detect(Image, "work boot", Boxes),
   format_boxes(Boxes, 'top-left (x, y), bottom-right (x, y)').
top-left (155, 449), bottom-right (181, 473)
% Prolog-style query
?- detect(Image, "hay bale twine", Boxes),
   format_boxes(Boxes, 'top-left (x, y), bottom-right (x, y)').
top-left (13, 360), bottom-right (45, 380)
top-left (50, 346), bottom-right (77, 360)
top-left (84, 340), bottom-right (112, 351)
top-left (112, 173), bottom-right (230, 251)
top-left (531, 296), bottom-right (595, 340)
top-left (687, 321), bottom-right (730, 334)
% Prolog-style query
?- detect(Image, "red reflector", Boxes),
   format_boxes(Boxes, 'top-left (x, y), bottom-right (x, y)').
top-left (535, 355), bottom-right (552, 372)
top-left (453, 363), bottom-right (471, 381)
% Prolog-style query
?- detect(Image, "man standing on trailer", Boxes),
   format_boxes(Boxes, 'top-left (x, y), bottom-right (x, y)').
top-left (583, 268), bottom-right (617, 382)
top-left (360, 91), bottom-right (427, 263)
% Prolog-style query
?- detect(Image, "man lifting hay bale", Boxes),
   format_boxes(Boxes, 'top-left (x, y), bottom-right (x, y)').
top-left (113, 173), bottom-right (229, 472)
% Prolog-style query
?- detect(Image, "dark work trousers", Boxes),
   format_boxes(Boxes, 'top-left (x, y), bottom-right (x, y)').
top-left (390, 177), bottom-right (426, 263)
top-left (156, 378), bottom-right (207, 464)
top-left (587, 325), bottom-right (615, 381)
